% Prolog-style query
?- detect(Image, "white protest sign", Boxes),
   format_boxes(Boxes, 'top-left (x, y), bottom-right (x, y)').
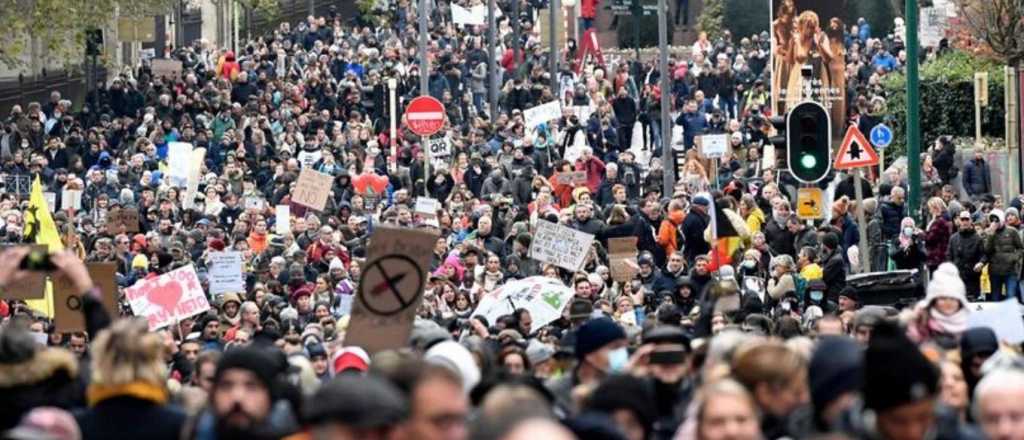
top-left (528, 220), bottom-right (595, 272)
top-left (124, 265), bottom-right (211, 331)
top-left (415, 197), bottom-right (441, 217)
top-left (523, 100), bottom-right (562, 129)
top-left (61, 189), bottom-right (82, 210)
top-left (700, 134), bottom-right (729, 159)
top-left (43, 192), bottom-right (56, 213)
top-left (167, 142), bottom-right (194, 187)
top-left (182, 147), bottom-right (207, 210)
top-left (208, 251), bottom-right (246, 295)
top-left (967, 301), bottom-right (1024, 344)
top-left (297, 149), bottom-right (322, 169)
top-left (452, 4), bottom-right (485, 26)
top-left (245, 196), bottom-right (265, 211)
top-left (426, 136), bottom-right (452, 169)
top-left (275, 205), bottom-right (290, 234)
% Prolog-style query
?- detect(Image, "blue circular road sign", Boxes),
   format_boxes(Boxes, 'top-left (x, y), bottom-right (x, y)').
top-left (870, 124), bottom-right (893, 149)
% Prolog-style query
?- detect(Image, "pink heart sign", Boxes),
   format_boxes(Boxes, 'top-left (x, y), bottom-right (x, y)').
top-left (147, 280), bottom-right (184, 312)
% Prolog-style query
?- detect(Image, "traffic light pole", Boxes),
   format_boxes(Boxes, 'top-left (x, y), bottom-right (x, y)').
top-left (906, 0), bottom-right (922, 220)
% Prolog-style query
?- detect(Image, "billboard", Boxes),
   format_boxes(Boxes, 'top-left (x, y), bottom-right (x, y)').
top-left (771, 0), bottom-right (847, 138)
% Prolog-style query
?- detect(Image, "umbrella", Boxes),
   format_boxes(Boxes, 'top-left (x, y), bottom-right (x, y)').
top-left (472, 276), bottom-right (575, 329)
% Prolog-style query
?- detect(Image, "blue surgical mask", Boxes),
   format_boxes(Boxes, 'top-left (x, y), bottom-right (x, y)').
top-left (607, 347), bottom-right (629, 373)
top-left (903, 227), bottom-right (915, 237)
top-left (810, 290), bottom-right (824, 302)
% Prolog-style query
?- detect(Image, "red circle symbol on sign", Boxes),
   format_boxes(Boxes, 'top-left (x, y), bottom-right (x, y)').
top-left (405, 96), bottom-right (446, 137)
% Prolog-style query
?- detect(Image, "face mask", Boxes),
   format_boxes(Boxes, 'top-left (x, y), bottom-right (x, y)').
top-left (742, 260), bottom-right (757, 269)
top-left (903, 227), bottom-right (915, 237)
top-left (810, 290), bottom-right (824, 302)
top-left (607, 347), bottom-right (629, 373)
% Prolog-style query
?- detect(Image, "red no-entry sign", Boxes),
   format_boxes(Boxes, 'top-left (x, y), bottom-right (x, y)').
top-left (405, 96), bottom-right (446, 137)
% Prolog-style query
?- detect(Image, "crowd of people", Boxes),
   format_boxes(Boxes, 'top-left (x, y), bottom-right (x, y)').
top-left (0, 2), bottom-right (1022, 440)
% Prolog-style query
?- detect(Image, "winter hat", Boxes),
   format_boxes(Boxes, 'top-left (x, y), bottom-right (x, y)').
top-left (424, 341), bottom-right (482, 393)
top-left (584, 374), bottom-right (657, 438)
top-left (409, 318), bottom-right (452, 351)
top-left (809, 336), bottom-right (864, 411)
top-left (575, 317), bottom-right (626, 360)
top-left (303, 374), bottom-right (408, 429)
top-left (1007, 207), bottom-right (1020, 219)
top-left (925, 263), bottom-right (967, 307)
top-left (525, 340), bottom-right (555, 366)
top-left (279, 307), bottom-right (299, 322)
top-left (329, 257), bottom-right (345, 271)
top-left (331, 347), bottom-right (370, 375)
top-left (209, 239), bottom-right (226, 251)
top-left (131, 254), bottom-right (149, 270)
top-left (215, 347), bottom-right (280, 396)
top-left (863, 322), bottom-right (939, 412)
top-left (990, 208), bottom-right (1005, 224)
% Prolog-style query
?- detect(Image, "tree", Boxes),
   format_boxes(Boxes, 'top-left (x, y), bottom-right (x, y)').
top-left (234, 0), bottom-right (281, 40)
top-left (697, 0), bottom-right (725, 40)
top-left (0, 0), bottom-right (173, 68)
top-left (953, 0), bottom-right (1024, 66)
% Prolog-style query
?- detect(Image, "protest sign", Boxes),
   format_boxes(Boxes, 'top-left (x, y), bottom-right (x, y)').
top-left (344, 227), bottom-right (439, 354)
top-left (125, 265), bottom-right (211, 331)
top-left (244, 196), bottom-right (265, 211)
top-left (275, 205), bottom-right (290, 234)
top-left (167, 142), bottom-right (193, 187)
top-left (151, 59), bottom-right (183, 80)
top-left (293, 168), bottom-right (333, 211)
top-left (523, 100), bottom-right (562, 129)
top-left (529, 220), bottom-right (595, 272)
top-left (967, 300), bottom-right (1024, 344)
top-left (53, 262), bottom-right (119, 333)
top-left (415, 197), bottom-right (441, 217)
top-left (473, 277), bottom-right (575, 329)
top-left (451, 4), bottom-right (501, 26)
top-left (297, 149), bottom-right (322, 169)
top-left (61, 189), bottom-right (82, 211)
top-left (555, 171), bottom-right (588, 186)
top-left (182, 147), bottom-right (207, 210)
top-left (607, 237), bottom-right (639, 282)
top-left (699, 134), bottom-right (729, 159)
top-left (0, 245), bottom-right (47, 300)
top-left (43, 192), bottom-right (56, 212)
top-left (105, 207), bottom-right (140, 234)
top-left (208, 251), bottom-right (245, 295)
top-left (426, 136), bottom-right (451, 168)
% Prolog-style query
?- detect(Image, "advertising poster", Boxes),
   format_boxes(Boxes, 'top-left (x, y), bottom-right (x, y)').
top-left (771, 0), bottom-right (847, 138)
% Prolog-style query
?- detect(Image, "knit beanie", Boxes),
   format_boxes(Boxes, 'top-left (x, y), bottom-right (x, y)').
top-left (809, 336), bottom-right (863, 411)
top-left (863, 322), bottom-right (938, 412)
top-left (215, 347), bottom-right (280, 397)
top-left (925, 263), bottom-right (967, 307)
top-left (575, 317), bottom-right (626, 360)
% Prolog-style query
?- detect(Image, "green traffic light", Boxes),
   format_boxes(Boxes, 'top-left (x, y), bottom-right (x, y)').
top-left (800, 153), bottom-right (817, 169)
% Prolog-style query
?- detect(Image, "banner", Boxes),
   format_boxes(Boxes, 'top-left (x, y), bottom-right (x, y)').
top-left (523, 100), bottom-right (562, 129)
top-left (529, 220), bottom-right (595, 272)
top-left (967, 301), bottom-right (1024, 344)
top-left (451, 4), bottom-right (502, 26)
top-left (208, 251), bottom-right (245, 295)
top-left (473, 276), bottom-right (575, 329)
top-left (125, 265), bottom-right (211, 331)
top-left (770, 0), bottom-right (846, 138)
top-left (151, 59), bottom-right (183, 80)
top-left (182, 147), bottom-right (207, 210)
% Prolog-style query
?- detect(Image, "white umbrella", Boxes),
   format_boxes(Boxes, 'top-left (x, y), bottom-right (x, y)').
top-left (472, 277), bottom-right (575, 329)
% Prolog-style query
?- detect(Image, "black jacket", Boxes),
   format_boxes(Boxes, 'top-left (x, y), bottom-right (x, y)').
top-left (75, 397), bottom-right (186, 440)
top-left (948, 229), bottom-right (984, 278)
top-left (821, 247), bottom-right (846, 301)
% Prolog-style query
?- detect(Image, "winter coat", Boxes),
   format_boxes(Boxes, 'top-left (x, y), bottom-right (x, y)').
top-left (878, 200), bottom-right (906, 241)
top-left (984, 226), bottom-right (1023, 276)
top-left (925, 216), bottom-right (952, 269)
top-left (682, 210), bottom-right (710, 263)
top-left (948, 229), bottom-right (985, 279)
top-left (962, 158), bottom-right (991, 196)
top-left (76, 395), bottom-right (186, 440)
top-left (821, 247), bottom-right (847, 300)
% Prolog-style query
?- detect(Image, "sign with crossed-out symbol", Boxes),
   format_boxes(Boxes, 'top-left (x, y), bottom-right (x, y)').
top-left (357, 255), bottom-right (424, 316)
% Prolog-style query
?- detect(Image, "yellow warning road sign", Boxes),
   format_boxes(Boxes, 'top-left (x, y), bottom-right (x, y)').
top-left (797, 187), bottom-right (824, 220)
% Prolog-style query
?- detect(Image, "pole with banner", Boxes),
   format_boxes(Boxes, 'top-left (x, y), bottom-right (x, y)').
top-left (835, 125), bottom-right (880, 274)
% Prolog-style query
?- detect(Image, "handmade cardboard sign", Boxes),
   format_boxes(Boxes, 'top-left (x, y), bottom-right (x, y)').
top-left (344, 227), bottom-right (438, 354)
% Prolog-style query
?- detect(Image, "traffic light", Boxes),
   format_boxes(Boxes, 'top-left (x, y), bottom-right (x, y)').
top-left (85, 28), bottom-right (104, 56)
top-left (786, 101), bottom-right (831, 184)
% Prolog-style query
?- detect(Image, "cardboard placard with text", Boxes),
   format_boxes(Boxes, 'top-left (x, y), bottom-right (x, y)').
top-left (105, 207), bottom-right (140, 234)
top-left (151, 59), bottom-right (183, 80)
top-left (292, 168), bottom-right (334, 211)
top-left (53, 263), bottom-right (120, 333)
top-left (344, 227), bottom-right (439, 354)
top-left (529, 220), bottom-right (595, 272)
top-left (556, 171), bottom-right (588, 186)
top-left (607, 237), bottom-right (639, 282)
top-left (0, 245), bottom-right (47, 300)
top-left (124, 265), bottom-right (211, 331)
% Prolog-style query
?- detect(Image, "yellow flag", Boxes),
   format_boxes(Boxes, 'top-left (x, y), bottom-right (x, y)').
top-left (23, 176), bottom-right (64, 317)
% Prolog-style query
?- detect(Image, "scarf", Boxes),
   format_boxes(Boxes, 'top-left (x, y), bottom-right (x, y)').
top-left (929, 307), bottom-right (968, 336)
top-left (87, 380), bottom-right (168, 407)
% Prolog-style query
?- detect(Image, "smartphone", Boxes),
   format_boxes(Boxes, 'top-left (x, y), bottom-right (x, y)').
top-left (649, 350), bottom-right (686, 365)
top-left (19, 248), bottom-right (56, 271)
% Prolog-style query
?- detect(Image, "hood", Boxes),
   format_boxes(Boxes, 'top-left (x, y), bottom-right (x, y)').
top-left (225, 51), bottom-right (236, 61)
top-left (667, 209), bottom-right (685, 225)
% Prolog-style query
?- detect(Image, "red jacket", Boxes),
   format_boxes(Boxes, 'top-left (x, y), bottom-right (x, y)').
top-left (575, 156), bottom-right (606, 193)
top-left (581, 0), bottom-right (599, 18)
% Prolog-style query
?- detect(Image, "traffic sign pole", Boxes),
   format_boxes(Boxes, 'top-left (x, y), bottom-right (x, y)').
top-left (854, 168), bottom-right (870, 274)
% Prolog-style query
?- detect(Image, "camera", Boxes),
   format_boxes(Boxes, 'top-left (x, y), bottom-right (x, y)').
top-left (20, 247), bottom-right (56, 271)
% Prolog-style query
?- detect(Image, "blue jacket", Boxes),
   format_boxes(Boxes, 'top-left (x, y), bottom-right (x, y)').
top-left (675, 111), bottom-right (708, 149)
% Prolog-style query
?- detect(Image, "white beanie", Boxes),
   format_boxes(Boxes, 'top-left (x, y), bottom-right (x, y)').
top-left (990, 209), bottom-right (1005, 225)
top-left (926, 263), bottom-right (968, 307)
top-left (424, 341), bottom-right (481, 394)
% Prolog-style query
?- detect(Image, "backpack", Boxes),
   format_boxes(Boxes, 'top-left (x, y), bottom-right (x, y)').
top-left (792, 273), bottom-right (808, 301)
